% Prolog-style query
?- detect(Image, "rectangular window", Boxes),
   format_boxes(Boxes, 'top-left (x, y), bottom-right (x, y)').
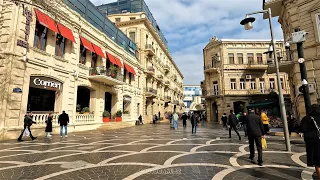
top-left (240, 79), bottom-right (245, 90)
top-left (213, 81), bottom-right (219, 95)
top-left (33, 22), bottom-right (48, 51)
top-left (79, 45), bottom-right (86, 65)
top-left (247, 53), bottom-right (254, 64)
top-left (237, 53), bottom-right (243, 64)
top-left (228, 53), bottom-right (234, 64)
top-left (316, 14), bottom-right (320, 42)
top-left (129, 73), bottom-right (132, 85)
top-left (260, 78), bottom-right (265, 93)
top-left (130, 17), bottom-right (136, 20)
top-left (230, 79), bottom-right (236, 90)
top-left (257, 53), bottom-right (263, 64)
top-left (115, 18), bottom-right (121, 22)
top-left (270, 78), bottom-right (275, 89)
top-left (280, 78), bottom-right (284, 89)
top-left (129, 32), bottom-right (136, 43)
top-left (55, 34), bottom-right (66, 57)
top-left (250, 79), bottom-right (256, 90)
top-left (123, 69), bottom-right (127, 82)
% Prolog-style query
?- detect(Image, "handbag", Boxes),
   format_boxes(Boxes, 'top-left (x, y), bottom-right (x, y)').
top-left (310, 116), bottom-right (320, 139)
top-left (24, 128), bottom-right (30, 137)
top-left (262, 137), bottom-right (267, 149)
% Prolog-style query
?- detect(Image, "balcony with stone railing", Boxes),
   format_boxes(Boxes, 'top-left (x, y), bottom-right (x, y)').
top-left (145, 66), bottom-right (155, 76)
top-left (202, 89), bottom-right (221, 98)
top-left (164, 64), bottom-right (170, 73)
top-left (145, 44), bottom-right (155, 56)
top-left (164, 96), bottom-right (171, 102)
top-left (165, 81), bottom-right (170, 86)
top-left (204, 63), bottom-right (219, 73)
top-left (172, 74), bottom-right (177, 81)
top-left (145, 87), bottom-right (157, 98)
top-left (263, 0), bottom-right (283, 19)
top-left (157, 75), bottom-right (164, 81)
top-left (89, 66), bottom-right (124, 85)
top-left (267, 51), bottom-right (293, 74)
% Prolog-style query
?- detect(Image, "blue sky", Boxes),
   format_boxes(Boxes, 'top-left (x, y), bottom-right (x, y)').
top-left (92, 0), bottom-right (284, 85)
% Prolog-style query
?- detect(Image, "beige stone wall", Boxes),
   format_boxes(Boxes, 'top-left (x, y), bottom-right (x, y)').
top-left (0, 0), bottom-right (144, 136)
top-left (274, 0), bottom-right (320, 119)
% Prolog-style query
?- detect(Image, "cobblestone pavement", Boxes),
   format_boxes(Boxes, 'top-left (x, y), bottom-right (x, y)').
top-left (0, 121), bottom-right (317, 180)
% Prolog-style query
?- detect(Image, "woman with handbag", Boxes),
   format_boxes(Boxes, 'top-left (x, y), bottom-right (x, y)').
top-left (45, 113), bottom-right (53, 138)
top-left (301, 104), bottom-right (320, 179)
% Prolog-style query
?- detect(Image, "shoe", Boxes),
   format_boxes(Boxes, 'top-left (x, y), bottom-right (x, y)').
top-left (65, 135), bottom-right (68, 137)
top-left (229, 136), bottom-right (231, 138)
top-left (17, 139), bottom-right (23, 142)
top-left (250, 159), bottom-right (257, 164)
top-left (31, 137), bottom-right (37, 141)
top-left (258, 162), bottom-right (263, 166)
top-left (60, 136), bottom-right (63, 138)
top-left (239, 137), bottom-right (241, 141)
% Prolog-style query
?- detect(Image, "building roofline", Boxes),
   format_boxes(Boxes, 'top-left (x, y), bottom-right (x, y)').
top-left (220, 39), bottom-right (284, 42)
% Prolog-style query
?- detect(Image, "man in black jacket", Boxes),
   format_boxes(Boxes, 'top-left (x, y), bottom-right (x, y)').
top-left (228, 110), bottom-right (241, 140)
top-left (246, 109), bottom-right (265, 166)
top-left (242, 112), bottom-right (248, 137)
top-left (17, 112), bottom-right (37, 142)
top-left (58, 111), bottom-right (69, 137)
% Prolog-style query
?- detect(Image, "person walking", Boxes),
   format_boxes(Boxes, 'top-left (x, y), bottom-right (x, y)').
top-left (153, 114), bottom-right (157, 126)
top-left (173, 112), bottom-right (179, 130)
top-left (221, 113), bottom-right (228, 130)
top-left (138, 115), bottom-right (143, 125)
top-left (242, 112), bottom-right (248, 137)
top-left (158, 111), bottom-right (161, 121)
top-left (182, 113), bottom-right (187, 129)
top-left (246, 109), bottom-right (265, 166)
top-left (228, 110), bottom-right (241, 140)
top-left (191, 113), bottom-right (198, 134)
top-left (45, 113), bottom-right (53, 138)
top-left (17, 112), bottom-right (37, 142)
top-left (58, 110), bottom-right (69, 137)
top-left (261, 110), bottom-right (270, 137)
top-left (300, 104), bottom-right (320, 179)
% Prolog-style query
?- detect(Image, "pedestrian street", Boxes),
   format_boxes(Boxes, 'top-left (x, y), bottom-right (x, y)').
top-left (0, 122), bottom-right (316, 180)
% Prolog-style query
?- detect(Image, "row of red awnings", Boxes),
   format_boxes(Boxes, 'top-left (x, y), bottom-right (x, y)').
top-left (34, 9), bottom-right (135, 75)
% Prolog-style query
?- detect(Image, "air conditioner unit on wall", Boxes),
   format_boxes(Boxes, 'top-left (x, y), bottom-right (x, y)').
top-left (296, 83), bottom-right (316, 94)
top-left (246, 75), bottom-right (252, 80)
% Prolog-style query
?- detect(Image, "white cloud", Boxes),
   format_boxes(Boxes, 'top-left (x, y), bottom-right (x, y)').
top-left (90, 0), bottom-right (284, 84)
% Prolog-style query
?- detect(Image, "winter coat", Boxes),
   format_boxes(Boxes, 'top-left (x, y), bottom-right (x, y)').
top-left (221, 115), bottom-right (227, 123)
top-left (45, 116), bottom-right (53, 132)
top-left (228, 113), bottom-right (238, 126)
top-left (301, 114), bottom-right (320, 143)
top-left (191, 115), bottom-right (199, 126)
top-left (261, 112), bottom-right (269, 125)
top-left (246, 112), bottom-right (264, 137)
top-left (24, 115), bottom-right (36, 126)
top-left (58, 113), bottom-right (69, 126)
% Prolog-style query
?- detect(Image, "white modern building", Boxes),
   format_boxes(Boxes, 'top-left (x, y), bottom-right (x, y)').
top-left (184, 85), bottom-right (204, 112)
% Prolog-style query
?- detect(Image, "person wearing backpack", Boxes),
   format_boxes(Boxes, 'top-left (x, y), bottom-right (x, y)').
top-left (301, 104), bottom-right (320, 179)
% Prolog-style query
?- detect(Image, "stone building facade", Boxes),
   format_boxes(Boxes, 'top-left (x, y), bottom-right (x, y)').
top-left (202, 38), bottom-right (290, 123)
top-left (97, 1), bottom-right (185, 122)
top-left (263, 0), bottom-right (320, 119)
top-left (0, 0), bottom-right (146, 139)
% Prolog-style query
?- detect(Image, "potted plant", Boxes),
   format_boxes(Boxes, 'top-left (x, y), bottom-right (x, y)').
top-left (110, 66), bottom-right (118, 78)
top-left (81, 107), bottom-right (90, 114)
top-left (76, 104), bottom-right (81, 114)
top-left (115, 110), bottom-right (122, 122)
top-left (89, 68), bottom-right (97, 76)
top-left (102, 110), bottom-right (110, 122)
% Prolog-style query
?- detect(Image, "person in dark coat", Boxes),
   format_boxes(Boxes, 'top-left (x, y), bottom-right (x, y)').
top-left (58, 111), bottom-right (69, 137)
top-left (191, 113), bottom-right (198, 134)
top-left (45, 113), bottom-right (53, 138)
top-left (17, 112), bottom-right (37, 142)
top-left (182, 113), bottom-right (188, 128)
top-left (242, 112), bottom-right (248, 137)
top-left (138, 115), bottom-right (143, 124)
top-left (300, 104), bottom-right (320, 178)
top-left (246, 109), bottom-right (265, 166)
top-left (228, 110), bottom-right (241, 140)
top-left (221, 113), bottom-right (228, 130)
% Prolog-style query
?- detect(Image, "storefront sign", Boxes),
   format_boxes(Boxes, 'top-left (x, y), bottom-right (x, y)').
top-left (17, 7), bottom-right (32, 48)
top-left (30, 77), bottom-right (62, 91)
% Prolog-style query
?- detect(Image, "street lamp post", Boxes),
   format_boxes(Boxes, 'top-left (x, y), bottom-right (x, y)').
top-left (240, 8), bottom-right (291, 152)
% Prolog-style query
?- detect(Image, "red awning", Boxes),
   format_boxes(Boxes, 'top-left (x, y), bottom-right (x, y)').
top-left (124, 63), bottom-right (132, 74)
top-left (92, 43), bottom-right (105, 58)
top-left (106, 52), bottom-right (118, 65)
top-left (34, 9), bottom-right (58, 33)
top-left (114, 57), bottom-right (122, 67)
top-left (56, 23), bottom-right (76, 43)
top-left (130, 66), bottom-right (136, 75)
top-left (80, 36), bottom-right (95, 53)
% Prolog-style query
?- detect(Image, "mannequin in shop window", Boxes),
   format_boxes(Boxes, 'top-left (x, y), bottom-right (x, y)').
top-left (34, 22), bottom-right (47, 51)
top-left (55, 34), bottom-right (66, 57)
top-left (79, 45), bottom-right (86, 65)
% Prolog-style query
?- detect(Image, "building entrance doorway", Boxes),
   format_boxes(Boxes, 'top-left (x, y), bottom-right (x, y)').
top-left (211, 102), bottom-right (218, 122)
top-left (233, 101), bottom-right (245, 115)
top-left (27, 87), bottom-right (55, 112)
top-left (105, 92), bottom-right (112, 113)
top-left (77, 86), bottom-right (90, 112)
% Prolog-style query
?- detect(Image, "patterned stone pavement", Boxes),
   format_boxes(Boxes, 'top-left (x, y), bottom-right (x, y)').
top-left (0, 121), bottom-right (317, 180)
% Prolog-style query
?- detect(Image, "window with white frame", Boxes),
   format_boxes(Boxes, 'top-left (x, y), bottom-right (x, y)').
top-left (213, 81), bottom-right (219, 95)
top-left (270, 78), bottom-right (275, 89)
top-left (260, 78), bottom-right (265, 93)
top-left (250, 79), bottom-right (256, 90)
top-left (240, 79), bottom-right (245, 90)
top-left (280, 78), bottom-right (284, 89)
top-left (230, 79), bottom-right (236, 90)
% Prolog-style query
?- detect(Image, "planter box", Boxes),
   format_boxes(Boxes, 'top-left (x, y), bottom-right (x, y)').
top-left (115, 117), bottom-right (122, 122)
top-left (103, 117), bottom-right (110, 122)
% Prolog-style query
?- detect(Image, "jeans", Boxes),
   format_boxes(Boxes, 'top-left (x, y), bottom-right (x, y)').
top-left (60, 125), bottom-right (68, 136)
top-left (174, 120), bottom-right (178, 130)
top-left (192, 125), bottom-right (197, 134)
top-left (243, 124), bottom-right (248, 136)
top-left (249, 136), bottom-right (263, 164)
